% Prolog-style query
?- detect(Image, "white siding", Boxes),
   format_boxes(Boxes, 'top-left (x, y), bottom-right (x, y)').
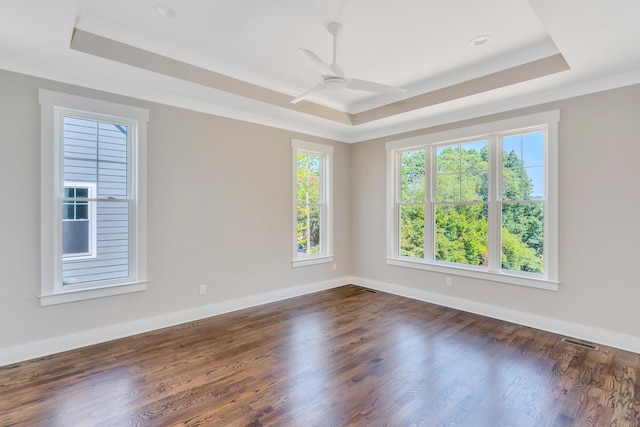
top-left (62, 117), bottom-right (129, 285)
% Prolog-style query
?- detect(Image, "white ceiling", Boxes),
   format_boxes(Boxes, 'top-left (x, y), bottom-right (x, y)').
top-left (1, 0), bottom-right (639, 142)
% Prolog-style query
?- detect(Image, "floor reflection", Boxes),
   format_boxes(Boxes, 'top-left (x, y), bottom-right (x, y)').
top-left (285, 311), bottom-right (338, 424)
top-left (46, 366), bottom-right (139, 426)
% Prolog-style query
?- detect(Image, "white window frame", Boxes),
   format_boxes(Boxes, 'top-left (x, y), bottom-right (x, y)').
top-left (62, 181), bottom-right (97, 260)
top-left (386, 110), bottom-right (559, 291)
top-left (39, 89), bottom-right (149, 306)
top-left (291, 139), bottom-right (334, 267)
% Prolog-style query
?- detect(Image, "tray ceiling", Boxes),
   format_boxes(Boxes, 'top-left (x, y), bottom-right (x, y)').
top-left (1, 0), bottom-right (639, 142)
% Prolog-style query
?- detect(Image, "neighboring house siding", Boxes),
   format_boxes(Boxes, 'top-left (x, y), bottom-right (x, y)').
top-left (62, 118), bottom-right (129, 285)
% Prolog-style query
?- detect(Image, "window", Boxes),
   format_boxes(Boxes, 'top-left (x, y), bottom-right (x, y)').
top-left (386, 111), bottom-right (559, 290)
top-left (292, 139), bottom-right (333, 267)
top-left (62, 182), bottom-right (97, 259)
top-left (40, 90), bottom-right (148, 305)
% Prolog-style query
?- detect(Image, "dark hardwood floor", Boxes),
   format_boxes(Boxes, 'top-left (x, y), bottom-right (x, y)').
top-left (1, 285), bottom-right (639, 426)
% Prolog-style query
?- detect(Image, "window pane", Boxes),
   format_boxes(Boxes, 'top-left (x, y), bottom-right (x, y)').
top-left (504, 166), bottom-right (544, 201)
top-left (98, 123), bottom-right (128, 198)
top-left (479, 171), bottom-right (489, 201)
top-left (462, 170), bottom-right (488, 202)
top-left (63, 117), bottom-right (97, 163)
top-left (400, 204), bottom-right (424, 258)
top-left (437, 141), bottom-right (488, 203)
top-left (436, 173), bottom-right (460, 202)
top-left (75, 202), bottom-right (88, 219)
top-left (75, 188), bottom-right (88, 198)
top-left (502, 202), bottom-right (544, 273)
top-left (62, 202), bottom-right (73, 220)
top-left (523, 131), bottom-right (544, 167)
top-left (503, 132), bottom-right (545, 202)
top-left (296, 153), bottom-right (321, 204)
top-left (436, 146), bottom-right (460, 174)
top-left (64, 117), bottom-right (128, 200)
top-left (437, 170), bottom-right (488, 202)
top-left (435, 203), bottom-right (488, 266)
top-left (62, 219), bottom-right (89, 255)
top-left (400, 150), bottom-right (425, 203)
top-left (524, 166), bottom-right (544, 200)
top-left (461, 140), bottom-right (488, 172)
top-left (62, 200), bottom-right (130, 285)
top-left (297, 203), bottom-right (321, 255)
top-left (503, 135), bottom-right (522, 167)
top-left (98, 157), bottom-right (127, 199)
top-left (503, 168), bottom-right (523, 200)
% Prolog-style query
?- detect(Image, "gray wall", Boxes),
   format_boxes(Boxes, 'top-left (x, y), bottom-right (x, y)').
top-left (1, 66), bottom-right (639, 354)
top-left (0, 69), bottom-right (351, 349)
top-left (350, 84), bottom-right (640, 339)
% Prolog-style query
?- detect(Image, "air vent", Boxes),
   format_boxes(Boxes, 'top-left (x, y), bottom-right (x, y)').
top-left (363, 289), bottom-right (377, 293)
top-left (561, 337), bottom-right (599, 351)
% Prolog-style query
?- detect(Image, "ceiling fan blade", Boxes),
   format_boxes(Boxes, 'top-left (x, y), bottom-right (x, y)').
top-left (290, 84), bottom-right (326, 104)
top-left (346, 78), bottom-right (407, 95)
top-left (298, 48), bottom-right (335, 76)
top-left (329, 62), bottom-right (344, 78)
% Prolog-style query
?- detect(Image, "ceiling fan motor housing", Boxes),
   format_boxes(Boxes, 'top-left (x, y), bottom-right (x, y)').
top-left (322, 77), bottom-right (346, 89)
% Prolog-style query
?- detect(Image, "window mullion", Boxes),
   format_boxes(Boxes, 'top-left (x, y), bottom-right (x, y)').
top-left (394, 150), bottom-right (402, 258)
top-left (424, 147), bottom-right (434, 261)
top-left (321, 154), bottom-right (328, 256)
top-left (396, 150), bottom-right (404, 258)
top-left (487, 135), bottom-right (501, 272)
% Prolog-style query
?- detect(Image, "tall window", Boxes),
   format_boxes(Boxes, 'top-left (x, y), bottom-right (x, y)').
top-left (292, 139), bottom-right (333, 267)
top-left (40, 90), bottom-right (148, 305)
top-left (387, 111), bottom-right (558, 290)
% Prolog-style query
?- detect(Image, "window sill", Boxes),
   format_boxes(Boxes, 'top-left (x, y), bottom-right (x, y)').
top-left (386, 258), bottom-right (558, 291)
top-left (40, 280), bottom-right (148, 306)
top-left (292, 255), bottom-right (334, 268)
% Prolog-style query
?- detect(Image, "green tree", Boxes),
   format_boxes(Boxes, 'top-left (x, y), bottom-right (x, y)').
top-left (400, 205), bottom-right (425, 258)
top-left (399, 142), bottom-right (543, 273)
top-left (435, 204), bottom-right (488, 265)
top-left (501, 149), bottom-right (544, 272)
top-left (297, 153), bottom-right (321, 254)
top-left (400, 150), bottom-right (426, 258)
top-left (434, 144), bottom-right (488, 265)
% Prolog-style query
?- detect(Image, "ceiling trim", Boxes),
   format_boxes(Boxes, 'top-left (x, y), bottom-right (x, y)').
top-left (70, 28), bottom-right (570, 130)
top-left (70, 28), bottom-right (354, 126)
top-left (352, 53), bottom-right (570, 125)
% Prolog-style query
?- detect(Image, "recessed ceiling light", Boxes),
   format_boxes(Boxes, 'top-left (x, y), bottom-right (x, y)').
top-left (154, 4), bottom-right (177, 18)
top-left (469, 35), bottom-right (492, 47)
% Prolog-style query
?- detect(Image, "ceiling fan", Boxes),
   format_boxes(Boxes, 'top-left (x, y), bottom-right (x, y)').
top-left (290, 22), bottom-right (407, 104)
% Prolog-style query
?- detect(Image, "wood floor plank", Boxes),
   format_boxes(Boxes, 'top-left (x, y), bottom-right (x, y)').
top-left (1, 285), bottom-right (639, 426)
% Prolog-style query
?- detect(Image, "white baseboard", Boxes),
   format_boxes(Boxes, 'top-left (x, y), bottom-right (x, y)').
top-left (4, 275), bottom-right (637, 367)
top-left (0, 277), bottom-right (348, 367)
top-left (350, 276), bottom-right (640, 355)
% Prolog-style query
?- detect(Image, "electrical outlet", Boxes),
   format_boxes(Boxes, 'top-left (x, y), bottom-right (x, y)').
top-left (446, 277), bottom-right (453, 287)
top-left (332, 263), bottom-right (337, 271)
top-left (199, 284), bottom-right (207, 295)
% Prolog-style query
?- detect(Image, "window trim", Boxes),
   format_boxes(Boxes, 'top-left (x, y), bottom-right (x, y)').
top-left (291, 139), bottom-right (334, 267)
top-left (386, 110), bottom-right (559, 291)
top-left (39, 89), bottom-right (149, 306)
